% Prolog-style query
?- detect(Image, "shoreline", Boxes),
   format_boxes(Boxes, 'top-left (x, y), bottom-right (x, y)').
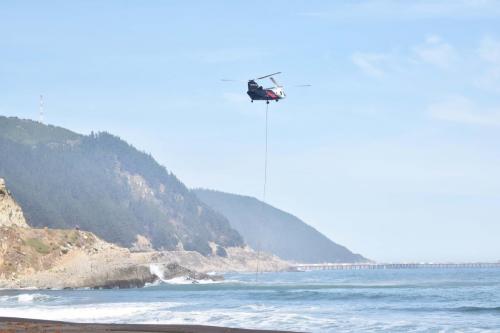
top-left (0, 317), bottom-right (299, 333)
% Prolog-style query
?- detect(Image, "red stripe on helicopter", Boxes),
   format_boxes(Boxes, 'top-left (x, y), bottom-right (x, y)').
top-left (266, 90), bottom-right (278, 99)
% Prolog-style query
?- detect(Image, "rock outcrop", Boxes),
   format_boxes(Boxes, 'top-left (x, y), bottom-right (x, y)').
top-left (0, 178), bottom-right (28, 228)
top-left (85, 263), bottom-right (223, 289)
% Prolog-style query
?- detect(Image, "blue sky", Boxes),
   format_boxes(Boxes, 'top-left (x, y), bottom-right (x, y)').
top-left (1, 1), bottom-right (500, 262)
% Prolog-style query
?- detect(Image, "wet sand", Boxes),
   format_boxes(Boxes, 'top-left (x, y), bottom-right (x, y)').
top-left (0, 317), bottom-right (299, 333)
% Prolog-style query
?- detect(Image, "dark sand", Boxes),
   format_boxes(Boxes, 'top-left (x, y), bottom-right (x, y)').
top-left (0, 317), bottom-right (300, 333)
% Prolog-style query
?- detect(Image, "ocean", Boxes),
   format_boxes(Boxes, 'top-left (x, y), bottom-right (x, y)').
top-left (1, 268), bottom-right (499, 332)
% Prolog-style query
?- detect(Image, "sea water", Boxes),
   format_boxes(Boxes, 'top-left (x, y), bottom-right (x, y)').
top-left (1, 268), bottom-right (499, 332)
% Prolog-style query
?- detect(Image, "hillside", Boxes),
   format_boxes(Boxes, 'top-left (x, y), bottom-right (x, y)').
top-left (0, 116), bottom-right (243, 255)
top-left (194, 189), bottom-right (367, 263)
top-left (0, 178), bottom-right (288, 289)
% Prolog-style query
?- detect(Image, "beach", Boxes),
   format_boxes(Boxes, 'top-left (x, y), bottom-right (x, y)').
top-left (0, 317), bottom-right (297, 333)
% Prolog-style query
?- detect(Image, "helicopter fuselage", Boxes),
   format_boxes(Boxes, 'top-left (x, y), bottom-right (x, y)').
top-left (247, 80), bottom-right (285, 102)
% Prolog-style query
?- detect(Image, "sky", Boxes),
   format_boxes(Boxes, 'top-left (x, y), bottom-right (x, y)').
top-left (1, 0), bottom-right (500, 262)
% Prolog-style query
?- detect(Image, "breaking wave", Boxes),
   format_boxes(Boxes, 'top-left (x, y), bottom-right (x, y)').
top-left (2, 269), bottom-right (500, 332)
top-left (0, 293), bottom-right (58, 304)
top-left (148, 264), bottom-right (229, 285)
top-left (0, 302), bottom-right (181, 323)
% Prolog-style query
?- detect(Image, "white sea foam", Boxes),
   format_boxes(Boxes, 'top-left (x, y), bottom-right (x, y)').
top-left (149, 264), bottom-right (201, 284)
top-left (135, 305), bottom-right (330, 332)
top-left (0, 298), bottom-right (493, 332)
top-left (0, 302), bottom-right (181, 323)
top-left (148, 263), bottom-right (228, 284)
top-left (0, 293), bottom-right (56, 304)
top-left (162, 276), bottom-right (227, 285)
top-left (149, 263), bottom-right (166, 281)
top-left (163, 276), bottom-right (196, 284)
top-left (0, 299), bottom-right (413, 332)
top-left (17, 294), bottom-right (37, 303)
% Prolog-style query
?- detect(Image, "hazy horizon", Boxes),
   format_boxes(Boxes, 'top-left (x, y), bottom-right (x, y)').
top-left (2, 1), bottom-right (500, 262)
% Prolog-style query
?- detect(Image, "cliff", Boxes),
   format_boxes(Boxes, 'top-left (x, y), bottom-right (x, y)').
top-left (0, 178), bottom-right (28, 228)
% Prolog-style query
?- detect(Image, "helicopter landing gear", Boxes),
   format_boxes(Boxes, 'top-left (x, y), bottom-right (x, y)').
top-left (251, 100), bottom-right (254, 103)
top-left (266, 100), bottom-right (270, 104)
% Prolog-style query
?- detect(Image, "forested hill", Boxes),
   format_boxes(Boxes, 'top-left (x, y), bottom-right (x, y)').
top-left (0, 116), bottom-right (243, 255)
top-left (194, 189), bottom-right (367, 263)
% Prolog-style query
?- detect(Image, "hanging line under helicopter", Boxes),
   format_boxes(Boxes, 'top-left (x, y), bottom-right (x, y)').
top-left (255, 100), bottom-right (269, 282)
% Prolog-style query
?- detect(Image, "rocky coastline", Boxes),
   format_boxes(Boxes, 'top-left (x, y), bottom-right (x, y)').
top-left (0, 178), bottom-right (290, 290)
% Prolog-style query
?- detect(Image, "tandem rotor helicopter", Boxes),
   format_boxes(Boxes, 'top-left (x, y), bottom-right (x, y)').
top-left (222, 72), bottom-right (310, 104)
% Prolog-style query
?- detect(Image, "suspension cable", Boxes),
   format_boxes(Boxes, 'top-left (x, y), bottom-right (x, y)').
top-left (256, 102), bottom-right (269, 281)
top-left (263, 102), bottom-right (269, 203)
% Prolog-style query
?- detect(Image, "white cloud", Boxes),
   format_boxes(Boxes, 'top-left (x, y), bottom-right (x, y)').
top-left (192, 48), bottom-right (266, 64)
top-left (351, 52), bottom-right (390, 77)
top-left (479, 36), bottom-right (500, 64)
top-left (477, 67), bottom-right (500, 93)
top-left (428, 95), bottom-right (500, 126)
top-left (352, 35), bottom-right (457, 78)
top-left (476, 36), bottom-right (500, 92)
top-left (298, 0), bottom-right (500, 21)
top-left (413, 35), bottom-right (457, 69)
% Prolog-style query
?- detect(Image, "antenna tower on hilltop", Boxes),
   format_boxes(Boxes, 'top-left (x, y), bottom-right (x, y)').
top-left (39, 94), bottom-right (44, 123)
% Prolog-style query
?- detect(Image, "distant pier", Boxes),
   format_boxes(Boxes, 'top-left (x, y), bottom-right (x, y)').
top-left (292, 262), bottom-right (500, 271)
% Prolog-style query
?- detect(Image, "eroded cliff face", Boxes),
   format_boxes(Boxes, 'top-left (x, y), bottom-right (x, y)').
top-left (0, 178), bottom-right (28, 228)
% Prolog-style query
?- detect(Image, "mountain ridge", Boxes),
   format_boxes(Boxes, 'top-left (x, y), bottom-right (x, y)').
top-left (194, 189), bottom-right (367, 263)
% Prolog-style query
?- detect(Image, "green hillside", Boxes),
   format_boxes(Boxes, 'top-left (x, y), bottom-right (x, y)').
top-left (194, 189), bottom-right (367, 263)
top-left (0, 116), bottom-right (243, 255)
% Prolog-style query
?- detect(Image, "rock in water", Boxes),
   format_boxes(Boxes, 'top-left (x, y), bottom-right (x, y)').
top-left (89, 265), bottom-right (158, 289)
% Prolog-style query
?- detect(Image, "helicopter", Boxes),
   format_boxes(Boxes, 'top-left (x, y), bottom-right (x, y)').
top-left (222, 72), bottom-right (309, 104)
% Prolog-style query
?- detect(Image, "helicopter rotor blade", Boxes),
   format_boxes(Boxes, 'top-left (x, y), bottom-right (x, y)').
top-left (255, 72), bottom-right (282, 80)
top-left (293, 84), bottom-right (312, 87)
top-left (270, 77), bottom-right (282, 87)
